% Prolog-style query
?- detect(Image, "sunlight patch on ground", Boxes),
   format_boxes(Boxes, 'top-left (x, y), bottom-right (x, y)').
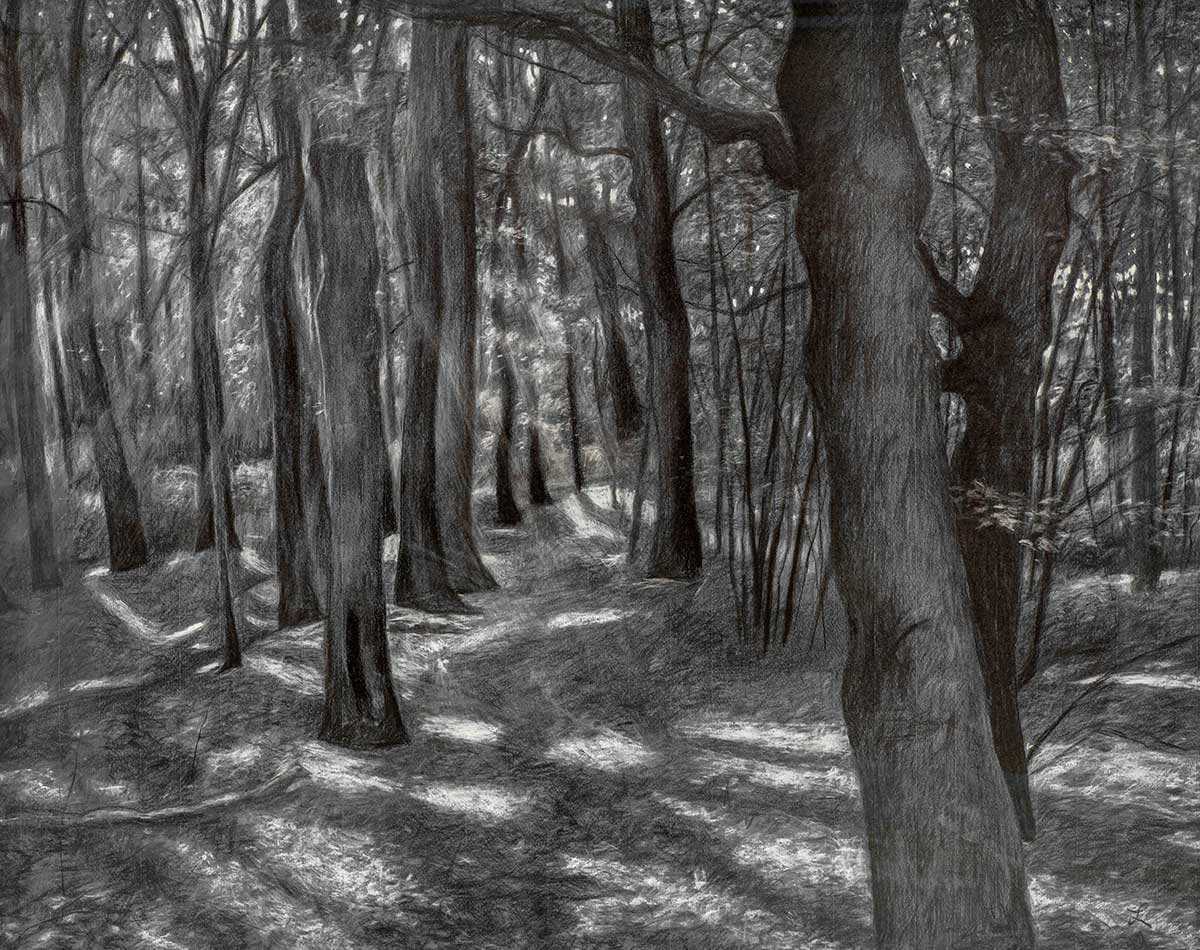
top-left (420, 714), bottom-right (504, 745)
top-left (205, 742), bottom-right (267, 777)
top-left (387, 606), bottom-right (471, 632)
top-left (558, 495), bottom-right (624, 543)
top-left (162, 620), bottom-right (206, 643)
top-left (1033, 743), bottom-right (1198, 802)
top-left (0, 766), bottom-right (67, 805)
top-left (0, 688), bottom-right (52, 719)
top-left (297, 741), bottom-right (402, 794)
top-left (406, 780), bottom-right (529, 822)
top-left (245, 655), bottom-right (322, 696)
top-left (247, 812), bottom-right (427, 912)
top-left (561, 853), bottom-right (837, 947)
top-left (689, 749), bottom-right (857, 795)
top-left (237, 549), bottom-right (273, 576)
top-left (545, 731), bottom-right (657, 771)
top-left (1073, 670), bottom-right (1200, 693)
top-left (87, 587), bottom-right (161, 642)
top-left (67, 673), bottom-right (147, 694)
top-left (675, 719), bottom-right (850, 757)
top-left (656, 794), bottom-right (869, 896)
top-left (546, 608), bottom-right (631, 631)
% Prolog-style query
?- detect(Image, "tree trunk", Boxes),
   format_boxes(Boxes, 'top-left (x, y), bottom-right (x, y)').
top-left (1129, 0), bottom-right (1163, 591)
top-left (302, 0), bottom-right (407, 747)
top-left (392, 18), bottom-right (471, 613)
top-left (63, 0), bottom-right (148, 574)
top-left (565, 342), bottom-right (585, 493)
top-left (943, 0), bottom-right (1075, 842)
top-left (584, 210), bottom-right (642, 442)
top-left (1, 0), bottom-right (61, 591)
top-left (616, 0), bottom-right (701, 579)
top-left (432, 23), bottom-right (497, 593)
top-left (259, 0), bottom-right (321, 626)
top-left (777, 5), bottom-right (1034, 947)
top-left (493, 303), bottom-right (523, 526)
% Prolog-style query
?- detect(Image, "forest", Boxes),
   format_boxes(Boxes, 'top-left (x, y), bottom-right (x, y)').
top-left (0, 0), bottom-right (1198, 947)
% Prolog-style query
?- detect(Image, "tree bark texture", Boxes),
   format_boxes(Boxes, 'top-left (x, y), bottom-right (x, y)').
top-left (302, 0), bottom-right (407, 746)
top-left (616, 0), bottom-right (702, 579)
top-left (777, 3), bottom-right (1034, 947)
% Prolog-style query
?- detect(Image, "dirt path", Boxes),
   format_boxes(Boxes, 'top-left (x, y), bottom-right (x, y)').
top-left (1, 493), bottom-right (1197, 948)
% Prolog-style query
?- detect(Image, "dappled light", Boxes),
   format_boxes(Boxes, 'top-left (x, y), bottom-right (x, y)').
top-left (420, 714), bottom-right (504, 745)
top-left (545, 731), bottom-right (657, 771)
top-left (546, 607), bottom-right (632, 630)
top-left (406, 781), bottom-right (530, 822)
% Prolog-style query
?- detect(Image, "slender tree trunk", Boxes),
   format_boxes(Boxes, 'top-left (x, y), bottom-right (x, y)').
top-left (133, 56), bottom-right (155, 422)
top-left (433, 24), bottom-right (497, 593)
top-left (393, 19), bottom-right (471, 613)
top-left (63, 0), bottom-right (148, 574)
top-left (565, 338), bottom-right (585, 493)
top-left (302, 0), bottom-right (407, 746)
top-left (259, 0), bottom-right (321, 626)
top-left (944, 0), bottom-right (1075, 842)
top-left (616, 0), bottom-right (701, 578)
top-left (1130, 0), bottom-right (1163, 591)
top-left (2, 0), bottom-right (61, 591)
top-left (585, 209), bottom-right (642, 442)
top-left (777, 5), bottom-right (1034, 947)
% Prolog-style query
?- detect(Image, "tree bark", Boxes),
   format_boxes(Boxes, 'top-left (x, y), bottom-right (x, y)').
top-left (63, 0), bottom-right (148, 574)
top-left (583, 208), bottom-right (642, 443)
top-left (161, 0), bottom-right (240, 668)
top-left (259, 0), bottom-right (321, 626)
top-left (616, 0), bottom-right (702, 579)
top-left (432, 23), bottom-right (497, 593)
top-left (301, 0), bottom-right (407, 746)
top-left (393, 19), bottom-right (473, 613)
top-left (1129, 0), bottom-right (1163, 591)
top-left (942, 0), bottom-right (1075, 842)
top-left (777, 4), bottom-right (1034, 947)
top-left (1, 0), bottom-right (61, 591)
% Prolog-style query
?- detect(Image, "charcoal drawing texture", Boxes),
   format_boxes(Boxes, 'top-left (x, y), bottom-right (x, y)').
top-left (1, 1), bottom-right (1197, 948)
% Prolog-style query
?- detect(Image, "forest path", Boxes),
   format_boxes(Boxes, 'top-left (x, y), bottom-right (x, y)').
top-left (1, 487), bottom-right (1198, 949)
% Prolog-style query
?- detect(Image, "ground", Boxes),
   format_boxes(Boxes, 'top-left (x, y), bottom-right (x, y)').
top-left (1, 476), bottom-right (1198, 949)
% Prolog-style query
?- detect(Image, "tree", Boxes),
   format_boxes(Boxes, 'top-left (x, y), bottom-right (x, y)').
top-left (302, 0), bottom-right (407, 745)
top-left (936, 0), bottom-right (1077, 840)
top-left (258, 0), bottom-right (322, 626)
top-left (62, 0), bottom-right (148, 574)
top-left (160, 0), bottom-right (246, 669)
top-left (393, 18), bottom-right (474, 613)
top-left (778, 4), bottom-right (1033, 944)
top-left (158, 0), bottom-right (241, 556)
top-left (1, 0), bottom-right (61, 592)
top-left (615, 0), bottom-right (701, 579)
top-left (432, 22), bottom-right (498, 593)
top-left (1129, 0), bottom-right (1163, 591)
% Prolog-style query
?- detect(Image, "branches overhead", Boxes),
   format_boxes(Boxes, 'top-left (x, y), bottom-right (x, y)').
top-left (375, 0), bottom-right (800, 187)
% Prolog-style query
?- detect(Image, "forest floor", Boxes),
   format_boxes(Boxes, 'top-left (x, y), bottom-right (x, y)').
top-left (1, 473), bottom-right (1198, 949)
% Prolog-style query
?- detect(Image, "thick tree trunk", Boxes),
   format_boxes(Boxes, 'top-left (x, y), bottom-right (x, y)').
top-left (2, 0), bottom-right (61, 591)
top-left (584, 212), bottom-right (642, 442)
top-left (777, 4), bottom-right (1034, 948)
top-left (943, 0), bottom-right (1075, 842)
top-left (63, 0), bottom-right (148, 574)
top-left (432, 24), bottom-right (497, 593)
top-left (616, 0), bottom-right (702, 579)
top-left (259, 0), bottom-right (321, 626)
top-left (393, 20), bottom-right (473, 613)
top-left (302, 0), bottom-right (407, 747)
top-left (1130, 0), bottom-right (1163, 591)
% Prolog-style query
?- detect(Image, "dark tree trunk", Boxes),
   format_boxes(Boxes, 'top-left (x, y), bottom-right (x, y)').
top-left (777, 4), bottom-right (1034, 947)
top-left (527, 422), bottom-right (554, 505)
top-left (63, 0), bottom-right (148, 574)
top-left (584, 211), bottom-right (642, 442)
top-left (942, 0), bottom-right (1075, 842)
top-left (161, 0), bottom-right (239, 668)
top-left (565, 342), bottom-right (585, 493)
top-left (432, 23), bottom-right (497, 593)
top-left (259, 0), bottom-right (321, 626)
top-left (302, 0), bottom-right (407, 747)
top-left (2, 0), bottom-right (61, 591)
top-left (1129, 0), bottom-right (1163, 591)
top-left (493, 305), bottom-right (523, 525)
top-left (393, 18), bottom-right (471, 613)
top-left (616, 0), bottom-right (702, 579)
